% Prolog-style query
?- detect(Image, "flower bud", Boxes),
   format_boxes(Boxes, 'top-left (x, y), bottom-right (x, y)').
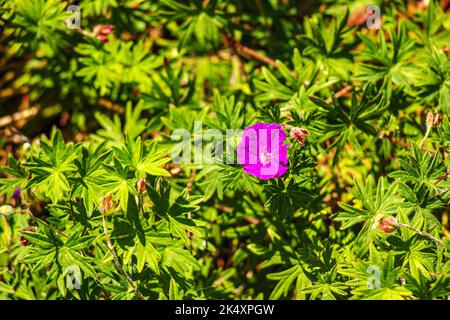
top-left (19, 236), bottom-right (29, 246)
top-left (19, 226), bottom-right (36, 246)
top-left (93, 25), bottom-right (114, 43)
top-left (377, 216), bottom-right (398, 234)
top-left (289, 127), bottom-right (310, 145)
top-left (426, 112), bottom-right (441, 128)
top-left (100, 194), bottom-right (114, 215)
top-left (137, 178), bottom-right (147, 194)
top-left (13, 188), bottom-right (21, 200)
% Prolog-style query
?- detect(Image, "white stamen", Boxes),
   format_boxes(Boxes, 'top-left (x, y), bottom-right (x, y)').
top-left (260, 150), bottom-right (272, 164)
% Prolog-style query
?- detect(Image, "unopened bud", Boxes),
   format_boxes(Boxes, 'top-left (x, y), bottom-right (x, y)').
top-left (377, 216), bottom-right (398, 234)
top-left (426, 112), bottom-right (441, 128)
top-left (289, 127), bottom-right (310, 145)
top-left (100, 194), bottom-right (114, 215)
top-left (19, 226), bottom-right (36, 246)
top-left (93, 25), bottom-right (114, 43)
top-left (137, 178), bottom-right (147, 194)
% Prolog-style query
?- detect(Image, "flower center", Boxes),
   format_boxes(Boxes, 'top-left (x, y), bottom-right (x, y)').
top-left (259, 150), bottom-right (273, 165)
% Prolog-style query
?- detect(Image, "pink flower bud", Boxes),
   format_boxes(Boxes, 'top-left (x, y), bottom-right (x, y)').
top-left (426, 112), bottom-right (441, 128)
top-left (290, 127), bottom-right (310, 145)
top-left (377, 216), bottom-right (398, 234)
top-left (137, 178), bottom-right (147, 194)
top-left (101, 25), bottom-right (113, 34)
top-left (19, 227), bottom-right (36, 246)
top-left (93, 25), bottom-right (114, 43)
top-left (100, 194), bottom-right (114, 215)
top-left (96, 35), bottom-right (108, 43)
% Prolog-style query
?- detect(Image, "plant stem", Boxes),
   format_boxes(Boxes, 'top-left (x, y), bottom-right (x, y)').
top-left (97, 98), bottom-right (125, 114)
top-left (101, 214), bottom-right (145, 300)
top-left (1, 215), bottom-right (12, 252)
top-left (187, 168), bottom-right (197, 195)
top-left (419, 124), bottom-right (432, 149)
top-left (20, 209), bottom-right (69, 237)
top-left (224, 37), bottom-right (278, 68)
top-left (325, 85), bottom-right (353, 104)
top-left (435, 171), bottom-right (450, 185)
top-left (379, 132), bottom-right (435, 154)
top-left (395, 222), bottom-right (445, 246)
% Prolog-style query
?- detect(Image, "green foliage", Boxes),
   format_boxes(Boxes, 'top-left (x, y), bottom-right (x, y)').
top-left (0, 0), bottom-right (449, 301)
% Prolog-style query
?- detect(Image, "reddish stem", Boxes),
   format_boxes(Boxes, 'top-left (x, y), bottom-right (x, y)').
top-left (224, 37), bottom-right (278, 68)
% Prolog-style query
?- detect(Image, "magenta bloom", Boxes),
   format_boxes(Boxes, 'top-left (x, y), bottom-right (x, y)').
top-left (237, 122), bottom-right (289, 180)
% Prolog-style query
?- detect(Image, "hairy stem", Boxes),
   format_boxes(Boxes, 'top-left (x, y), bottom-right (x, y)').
top-left (395, 222), bottom-right (445, 246)
top-left (418, 124), bottom-right (432, 149)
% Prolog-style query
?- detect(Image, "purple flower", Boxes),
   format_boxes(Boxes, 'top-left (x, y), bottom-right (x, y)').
top-left (13, 188), bottom-right (21, 200)
top-left (237, 122), bottom-right (289, 180)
